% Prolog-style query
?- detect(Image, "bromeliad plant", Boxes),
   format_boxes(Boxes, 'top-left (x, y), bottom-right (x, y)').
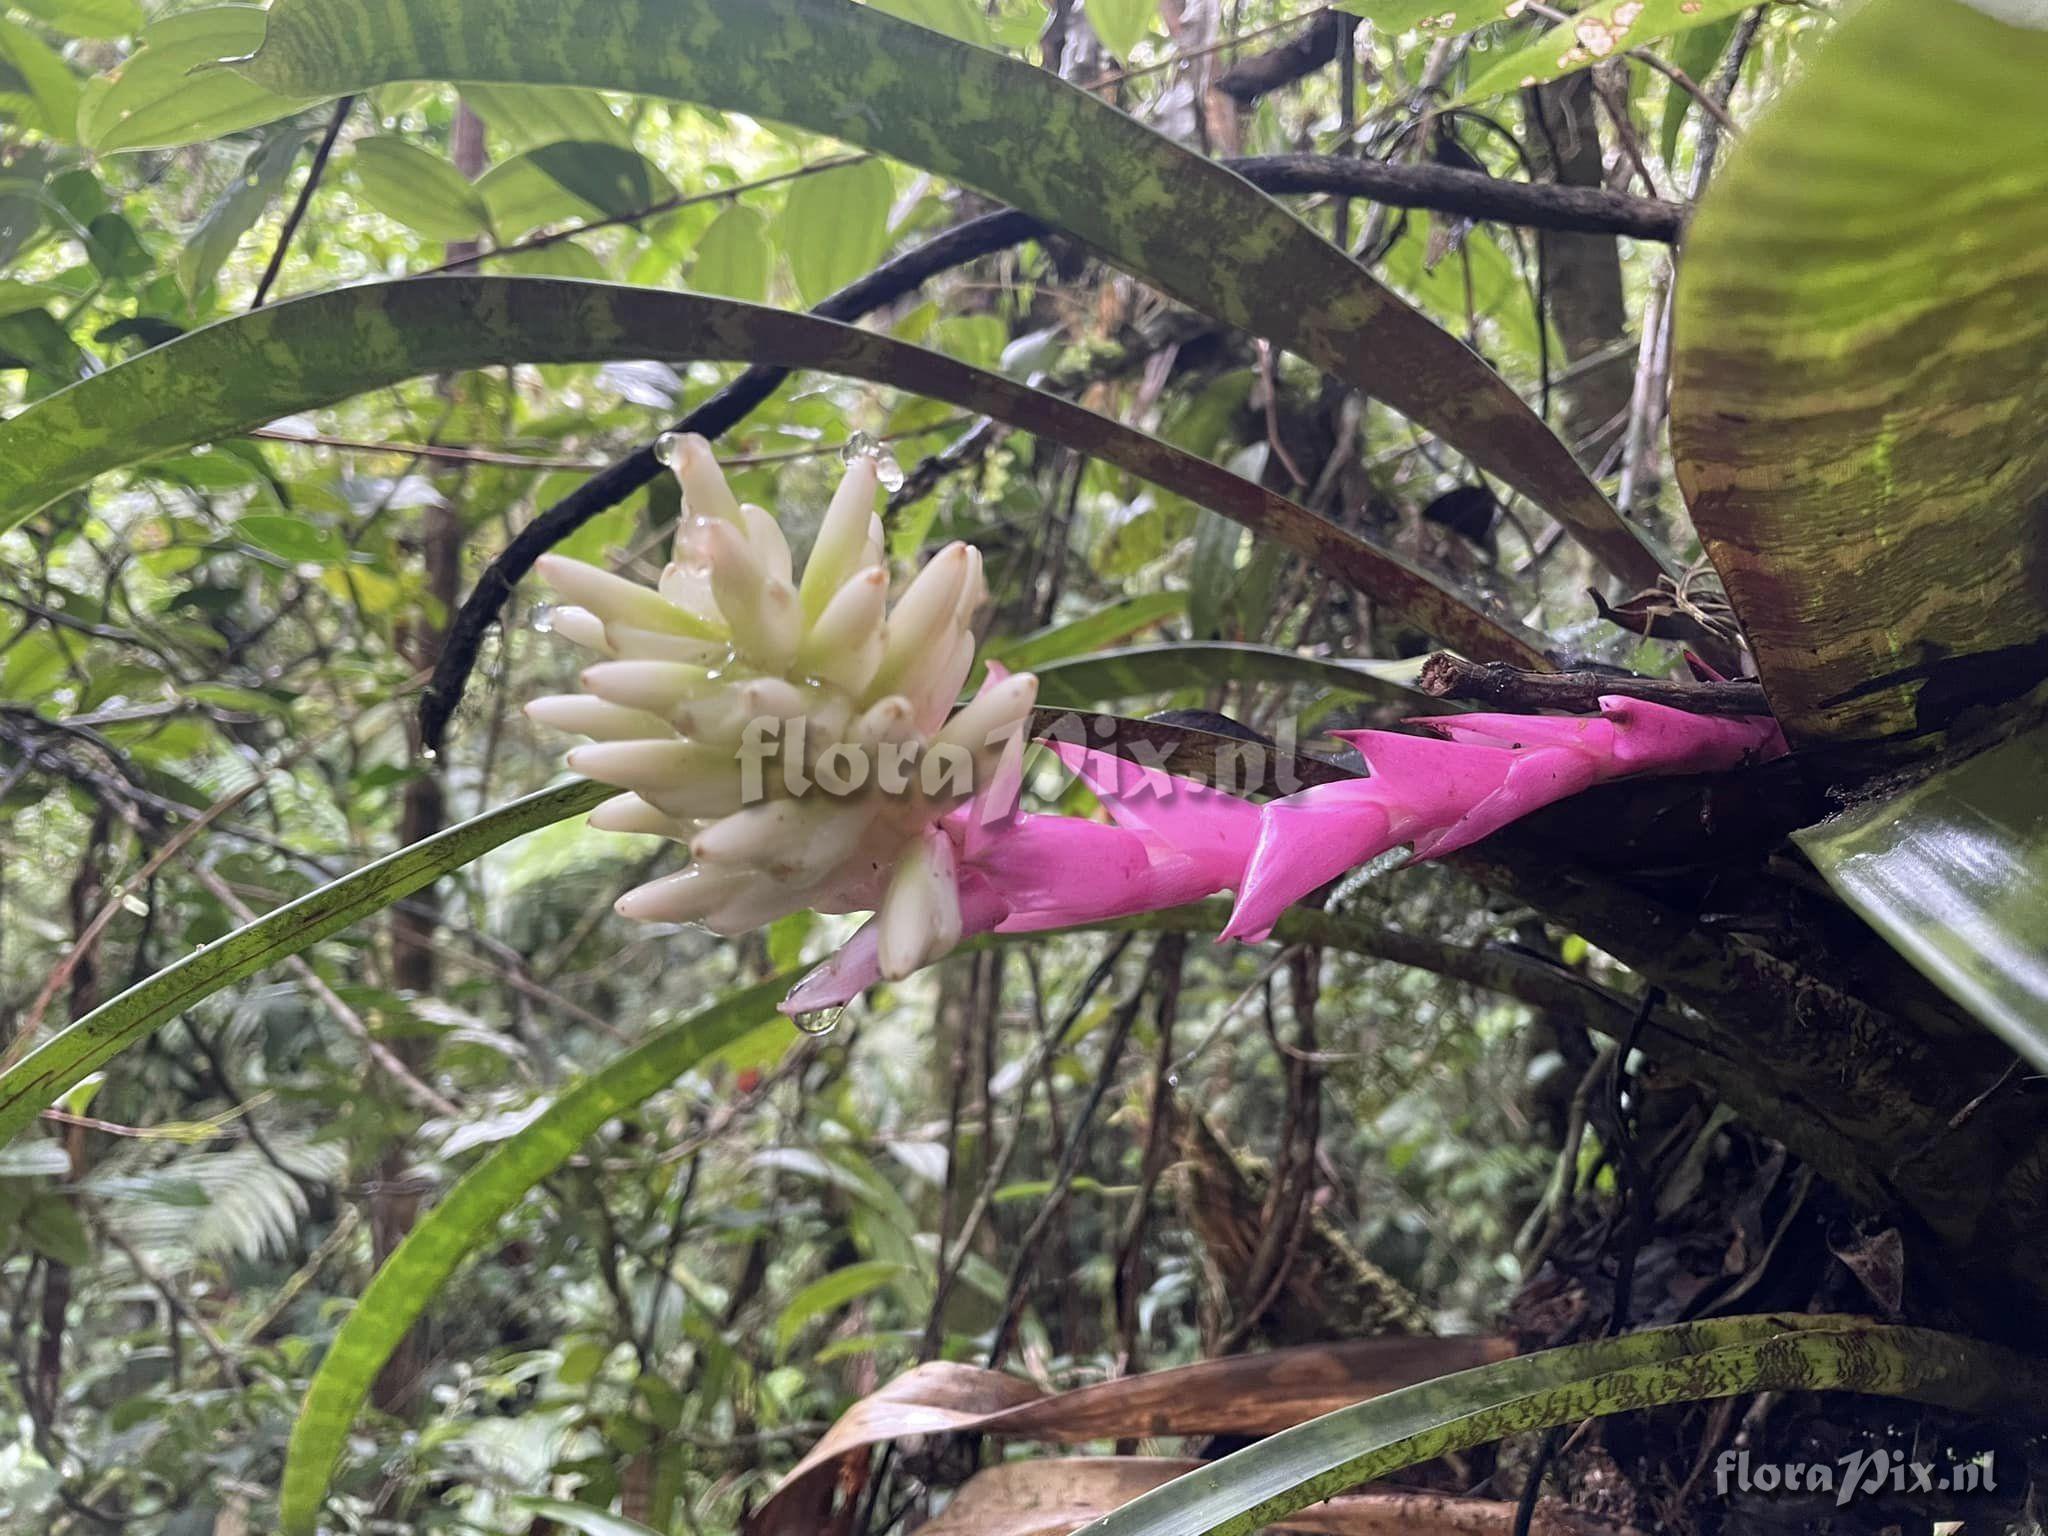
top-left (529, 439), bottom-right (1791, 1006)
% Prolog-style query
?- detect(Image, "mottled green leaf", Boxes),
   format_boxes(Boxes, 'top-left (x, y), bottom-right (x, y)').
top-left (1082, 1316), bottom-right (2048, 1536)
top-left (1670, 0), bottom-right (2048, 746)
top-left (22, 1194), bottom-right (91, 1265)
top-left (1459, 0), bottom-right (1758, 101)
top-left (224, 0), bottom-right (1655, 586)
top-left (1795, 722), bottom-right (2048, 1071)
top-left (779, 157), bottom-right (894, 306)
top-left (1658, 16), bottom-right (1736, 165)
top-left (688, 203), bottom-right (771, 302)
top-left (775, 1259), bottom-right (909, 1356)
top-left (280, 980), bottom-right (793, 1535)
top-left (350, 134), bottom-right (491, 241)
top-left (0, 779), bottom-right (614, 1149)
top-left (0, 277), bottom-right (1552, 669)
top-left (1335, 0), bottom-right (1505, 33)
top-left (81, 6), bottom-right (318, 153)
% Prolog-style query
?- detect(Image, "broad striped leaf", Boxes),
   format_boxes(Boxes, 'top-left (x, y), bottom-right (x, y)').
top-left (1670, 0), bottom-right (2048, 747)
top-left (223, 0), bottom-right (1658, 586)
top-left (0, 278), bottom-right (1550, 670)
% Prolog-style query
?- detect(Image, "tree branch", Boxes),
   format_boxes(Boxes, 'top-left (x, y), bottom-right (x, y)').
top-left (1418, 653), bottom-right (1769, 716)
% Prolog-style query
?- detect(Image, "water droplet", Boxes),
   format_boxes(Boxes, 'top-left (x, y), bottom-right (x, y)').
top-left (652, 430), bottom-right (681, 468)
top-left (793, 1006), bottom-right (844, 1037)
top-left (841, 431), bottom-right (905, 492)
top-left (532, 605), bottom-right (556, 634)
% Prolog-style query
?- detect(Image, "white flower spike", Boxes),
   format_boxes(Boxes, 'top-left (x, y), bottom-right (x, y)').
top-left (526, 436), bottom-right (1036, 981)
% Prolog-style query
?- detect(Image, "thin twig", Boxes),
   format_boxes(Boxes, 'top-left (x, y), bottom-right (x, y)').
top-left (252, 96), bottom-right (355, 309)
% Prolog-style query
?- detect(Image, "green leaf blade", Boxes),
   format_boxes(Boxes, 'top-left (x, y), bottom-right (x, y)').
top-left (1080, 1317), bottom-right (2048, 1536)
top-left (350, 135), bottom-right (492, 241)
top-left (0, 779), bottom-right (614, 1149)
top-left (1670, 0), bottom-right (2048, 746)
top-left (1795, 721), bottom-right (2048, 1069)
top-left (0, 277), bottom-right (1552, 670)
top-left (223, 0), bottom-right (1654, 587)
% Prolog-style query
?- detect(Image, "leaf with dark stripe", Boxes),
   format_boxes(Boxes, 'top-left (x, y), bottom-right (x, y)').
top-left (0, 278), bottom-right (1550, 669)
top-left (221, 0), bottom-right (1658, 586)
top-left (1670, 0), bottom-right (2048, 747)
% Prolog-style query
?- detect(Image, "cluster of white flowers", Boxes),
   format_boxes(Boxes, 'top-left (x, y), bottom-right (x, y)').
top-left (526, 435), bottom-right (1038, 980)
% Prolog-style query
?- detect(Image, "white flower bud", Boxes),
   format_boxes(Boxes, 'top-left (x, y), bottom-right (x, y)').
top-left (906, 631), bottom-right (978, 733)
top-left (657, 560), bottom-right (721, 623)
top-left (797, 565), bottom-right (889, 695)
top-left (536, 554), bottom-right (721, 641)
top-left (566, 739), bottom-right (738, 799)
top-left (704, 519), bottom-right (802, 669)
top-left (588, 793), bottom-right (696, 839)
top-left (615, 863), bottom-right (755, 923)
top-left (703, 880), bottom-right (815, 936)
top-left (603, 625), bottom-right (729, 666)
top-left (877, 828), bottom-right (962, 980)
top-left (524, 695), bottom-right (677, 741)
top-left (671, 432), bottom-right (743, 528)
top-left (547, 606), bottom-right (614, 654)
top-left (741, 503), bottom-right (794, 585)
top-left (874, 542), bottom-right (972, 693)
top-left (935, 671), bottom-right (1038, 762)
top-left (580, 659), bottom-right (716, 717)
top-left (799, 456), bottom-right (880, 619)
top-left (692, 798), bottom-right (869, 887)
top-left (674, 677), bottom-right (813, 745)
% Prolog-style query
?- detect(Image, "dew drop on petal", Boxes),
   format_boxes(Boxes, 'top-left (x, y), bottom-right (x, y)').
top-left (841, 430), bottom-right (905, 492)
top-left (652, 431), bottom-right (681, 468)
top-left (793, 1006), bottom-right (844, 1037)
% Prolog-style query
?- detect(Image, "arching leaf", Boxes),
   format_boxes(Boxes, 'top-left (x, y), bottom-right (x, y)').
top-left (1079, 1316), bottom-right (2048, 1536)
top-left (1670, 0), bottom-right (2048, 747)
top-left (0, 779), bottom-right (614, 1148)
top-left (280, 980), bottom-right (794, 1535)
top-left (222, 0), bottom-right (1658, 587)
top-left (0, 277), bottom-right (1551, 669)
